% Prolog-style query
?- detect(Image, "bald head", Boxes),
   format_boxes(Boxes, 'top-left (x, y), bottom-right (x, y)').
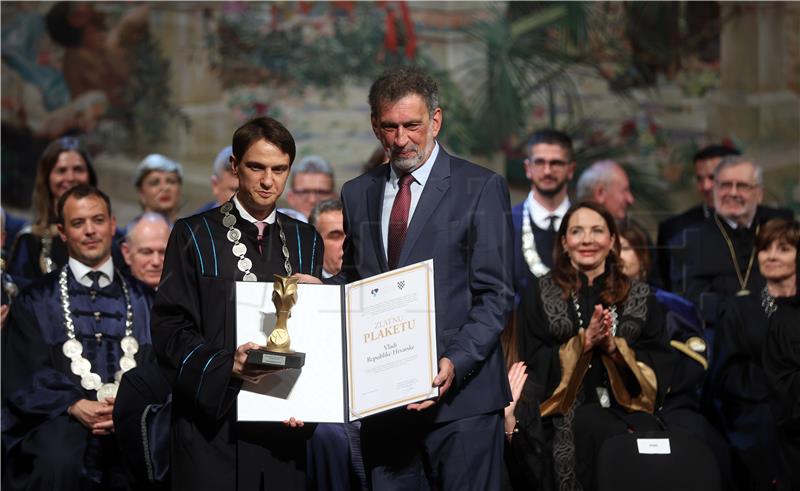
top-left (122, 213), bottom-right (170, 289)
top-left (576, 160), bottom-right (634, 221)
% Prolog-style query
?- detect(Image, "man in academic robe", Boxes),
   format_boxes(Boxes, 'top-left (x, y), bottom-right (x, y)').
top-left (150, 117), bottom-right (323, 491)
top-left (511, 129), bottom-right (575, 295)
top-left (2, 184), bottom-right (155, 491)
top-left (675, 156), bottom-right (792, 326)
top-left (309, 66), bottom-right (514, 489)
top-left (656, 144), bottom-right (741, 292)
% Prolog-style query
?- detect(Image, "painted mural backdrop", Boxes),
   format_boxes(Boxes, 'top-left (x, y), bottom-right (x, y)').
top-left (2, 2), bottom-right (795, 218)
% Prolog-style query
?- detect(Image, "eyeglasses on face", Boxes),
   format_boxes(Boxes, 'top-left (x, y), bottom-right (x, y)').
top-left (527, 158), bottom-right (568, 168)
top-left (292, 188), bottom-right (334, 198)
top-left (716, 180), bottom-right (757, 192)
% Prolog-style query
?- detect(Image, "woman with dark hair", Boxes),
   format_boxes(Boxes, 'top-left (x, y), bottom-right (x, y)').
top-left (762, 220), bottom-right (800, 491)
top-left (712, 218), bottom-right (798, 490)
top-left (8, 136), bottom-right (97, 281)
top-left (514, 201), bottom-right (672, 490)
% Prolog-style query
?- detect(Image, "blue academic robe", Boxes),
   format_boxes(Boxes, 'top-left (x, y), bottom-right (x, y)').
top-left (1, 266), bottom-right (154, 490)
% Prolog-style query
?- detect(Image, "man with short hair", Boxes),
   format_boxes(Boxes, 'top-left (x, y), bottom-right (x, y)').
top-left (656, 144), bottom-right (741, 290)
top-left (326, 66), bottom-right (514, 490)
top-left (121, 212), bottom-right (170, 290)
top-left (576, 159), bottom-right (664, 284)
top-left (308, 199), bottom-right (345, 278)
top-left (151, 117), bottom-right (323, 490)
top-left (2, 184), bottom-right (156, 490)
top-left (576, 159), bottom-right (635, 221)
top-left (197, 146), bottom-right (239, 213)
top-left (678, 156), bottom-right (792, 323)
top-left (511, 129), bottom-right (575, 294)
top-left (281, 155), bottom-right (337, 222)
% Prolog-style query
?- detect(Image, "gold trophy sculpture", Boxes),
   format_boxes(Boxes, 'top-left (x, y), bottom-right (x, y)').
top-left (246, 275), bottom-right (306, 369)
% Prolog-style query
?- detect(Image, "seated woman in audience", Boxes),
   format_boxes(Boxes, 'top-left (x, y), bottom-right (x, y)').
top-left (762, 221), bottom-right (800, 491)
top-left (516, 201), bottom-right (672, 490)
top-left (712, 218), bottom-right (797, 490)
top-left (618, 222), bottom-right (736, 490)
top-left (133, 154), bottom-right (183, 224)
top-left (8, 136), bottom-right (97, 281)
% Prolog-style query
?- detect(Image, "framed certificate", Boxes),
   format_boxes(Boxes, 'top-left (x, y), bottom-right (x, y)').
top-left (236, 260), bottom-right (438, 423)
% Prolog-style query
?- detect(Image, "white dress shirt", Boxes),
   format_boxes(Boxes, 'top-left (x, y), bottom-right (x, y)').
top-left (234, 196), bottom-right (277, 226)
top-left (69, 256), bottom-right (114, 288)
top-left (526, 191), bottom-right (570, 231)
top-left (381, 142), bottom-right (439, 259)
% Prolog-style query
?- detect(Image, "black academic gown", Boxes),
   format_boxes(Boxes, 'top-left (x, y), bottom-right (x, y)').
top-left (763, 297), bottom-right (800, 491)
top-left (711, 291), bottom-right (786, 490)
top-left (150, 204), bottom-right (322, 491)
top-left (515, 272), bottom-right (673, 491)
top-left (675, 206), bottom-right (792, 322)
top-left (1, 266), bottom-right (155, 491)
top-left (657, 203), bottom-right (708, 292)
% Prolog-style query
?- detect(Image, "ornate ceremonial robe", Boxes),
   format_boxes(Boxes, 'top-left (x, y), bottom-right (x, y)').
top-left (1, 266), bottom-right (154, 490)
top-left (9, 228), bottom-right (128, 284)
top-left (151, 203), bottom-right (322, 491)
top-left (674, 206), bottom-right (792, 320)
top-left (516, 273), bottom-right (673, 490)
top-left (511, 199), bottom-right (560, 295)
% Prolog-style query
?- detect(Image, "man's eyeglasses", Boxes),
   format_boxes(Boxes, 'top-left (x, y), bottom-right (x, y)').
top-left (292, 188), bottom-right (334, 198)
top-left (527, 158), bottom-right (568, 168)
top-left (716, 180), bottom-right (758, 192)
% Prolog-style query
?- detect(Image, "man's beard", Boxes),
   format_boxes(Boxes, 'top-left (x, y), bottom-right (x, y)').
top-left (534, 179), bottom-right (567, 198)
top-left (390, 145), bottom-right (425, 173)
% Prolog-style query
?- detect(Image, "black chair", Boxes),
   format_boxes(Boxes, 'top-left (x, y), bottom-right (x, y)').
top-left (597, 428), bottom-right (721, 491)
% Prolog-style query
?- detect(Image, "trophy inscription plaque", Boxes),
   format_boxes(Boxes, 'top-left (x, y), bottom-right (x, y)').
top-left (245, 275), bottom-right (306, 369)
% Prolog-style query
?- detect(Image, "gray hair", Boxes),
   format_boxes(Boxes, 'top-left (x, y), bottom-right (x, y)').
top-left (125, 212), bottom-right (171, 243)
top-left (308, 199), bottom-right (343, 228)
top-left (134, 154), bottom-right (183, 187)
top-left (576, 160), bottom-right (620, 201)
top-left (212, 146), bottom-right (233, 178)
top-left (714, 155), bottom-right (763, 186)
top-left (290, 155), bottom-right (334, 188)
top-left (368, 66), bottom-right (439, 119)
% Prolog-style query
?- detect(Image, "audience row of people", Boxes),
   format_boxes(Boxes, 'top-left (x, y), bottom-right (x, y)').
top-left (505, 128), bottom-right (797, 490)
top-left (1, 104), bottom-right (797, 490)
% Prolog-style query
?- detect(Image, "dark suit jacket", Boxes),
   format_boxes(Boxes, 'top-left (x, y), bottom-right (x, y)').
top-left (334, 147), bottom-right (514, 423)
top-left (676, 205), bottom-right (793, 324)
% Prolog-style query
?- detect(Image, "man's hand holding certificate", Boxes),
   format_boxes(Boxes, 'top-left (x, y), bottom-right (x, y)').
top-left (235, 260), bottom-right (438, 423)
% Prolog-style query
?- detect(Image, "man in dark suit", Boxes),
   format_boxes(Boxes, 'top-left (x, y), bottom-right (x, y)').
top-left (675, 156), bottom-right (793, 325)
top-left (511, 129), bottom-right (575, 295)
top-left (657, 144), bottom-right (741, 291)
top-left (332, 67), bottom-right (514, 489)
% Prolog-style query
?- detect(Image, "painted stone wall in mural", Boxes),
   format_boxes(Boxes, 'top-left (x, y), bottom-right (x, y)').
top-left (2, 1), bottom-right (797, 220)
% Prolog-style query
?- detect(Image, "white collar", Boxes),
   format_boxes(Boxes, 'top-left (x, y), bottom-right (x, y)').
top-left (388, 141), bottom-right (439, 188)
top-left (721, 214), bottom-right (754, 230)
top-left (321, 269), bottom-right (334, 279)
top-left (69, 256), bottom-right (114, 287)
top-left (233, 195), bottom-right (276, 225)
top-left (526, 191), bottom-right (570, 229)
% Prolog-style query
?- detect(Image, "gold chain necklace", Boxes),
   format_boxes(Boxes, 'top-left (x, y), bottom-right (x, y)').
top-left (714, 213), bottom-right (759, 296)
